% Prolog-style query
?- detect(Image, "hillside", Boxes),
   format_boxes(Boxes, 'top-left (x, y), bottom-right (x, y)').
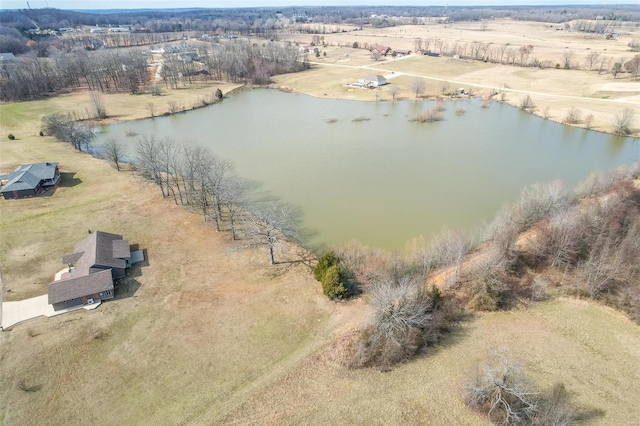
top-left (1, 80), bottom-right (639, 425)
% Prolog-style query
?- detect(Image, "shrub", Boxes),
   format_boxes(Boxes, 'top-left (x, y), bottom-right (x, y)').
top-left (466, 353), bottom-right (579, 426)
top-left (7, 133), bottom-right (15, 140)
top-left (520, 94), bottom-right (535, 111)
top-left (465, 353), bottom-right (538, 425)
top-left (314, 251), bottom-right (339, 281)
top-left (322, 265), bottom-right (349, 299)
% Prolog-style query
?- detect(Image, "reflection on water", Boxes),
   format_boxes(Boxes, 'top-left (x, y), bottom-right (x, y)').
top-left (97, 89), bottom-right (639, 250)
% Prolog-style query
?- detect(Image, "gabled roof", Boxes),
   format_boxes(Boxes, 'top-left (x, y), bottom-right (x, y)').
top-left (64, 231), bottom-right (130, 278)
top-left (0, 52), bottom-right (16, 62)
top-left (48, 269), bottom-right (114, 304)
top-left (1, 171), bottom-right (42, 192)
top-left (360, 74), bottom-right (387, 84)
top-left (1, 162), bottom-right (58, 193)
top-left (371, 44), bottom-right (392, 53)
top-left (14, 162), bottom-right (58, 180)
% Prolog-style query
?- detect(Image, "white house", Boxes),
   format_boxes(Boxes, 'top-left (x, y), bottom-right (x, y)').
top-left (357, 74), bottom-right (387, 88)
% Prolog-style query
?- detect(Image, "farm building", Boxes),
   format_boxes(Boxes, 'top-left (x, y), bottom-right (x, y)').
top-left (1, 162), bottom-right (60, 200)
top-left (48, 231), bottom-right (132, 311)
top-left (358, 74), bottom-right (388, 88)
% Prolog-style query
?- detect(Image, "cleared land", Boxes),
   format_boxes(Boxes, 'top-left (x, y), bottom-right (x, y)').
top-left (1, 20), bottom-right (640, 424)
top-left (275, 19), bottom-right (640, 135)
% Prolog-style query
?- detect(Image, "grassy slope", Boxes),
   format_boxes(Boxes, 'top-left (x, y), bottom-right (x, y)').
top-left (1, 76), bottom-right (639, 424)
top-left (217, 299), bottom-right (640, 425)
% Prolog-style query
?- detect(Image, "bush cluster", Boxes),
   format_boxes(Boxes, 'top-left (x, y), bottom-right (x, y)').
top-left (314, 251), bottom-right (350, 299)
top-left (466, 353), bottom-right (579, 426)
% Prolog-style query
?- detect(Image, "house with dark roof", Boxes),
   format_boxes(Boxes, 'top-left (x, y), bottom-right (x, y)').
top-left (1, 162), bottom-right (60, 200)
top-left (370, 44), bottom-right (393, 56)
top-left (48, 231), bottom-right (132, 311)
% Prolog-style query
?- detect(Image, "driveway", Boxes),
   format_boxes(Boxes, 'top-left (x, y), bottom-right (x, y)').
top-left (1, 295), bottom-right (100, 329)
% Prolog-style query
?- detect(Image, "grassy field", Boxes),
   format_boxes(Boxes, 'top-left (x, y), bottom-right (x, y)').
top-left (1, 29), bottom-right (640, 424)
top-left (275, 19), bottom-right (640, 135)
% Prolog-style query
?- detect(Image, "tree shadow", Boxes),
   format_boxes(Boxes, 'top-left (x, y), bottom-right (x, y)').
top-left (573, 407), bottom-right (606, 423)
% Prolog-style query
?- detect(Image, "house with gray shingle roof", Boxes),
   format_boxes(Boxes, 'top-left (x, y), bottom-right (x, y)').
top-left (48, 231), bottom-right (132, 310)
top-left (1, 162), bottom-right (60, 200)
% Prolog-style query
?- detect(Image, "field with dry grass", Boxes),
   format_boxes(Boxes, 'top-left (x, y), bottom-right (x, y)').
top-left (1, 37), bottom-right (640, 424)
top-left (274, 19), bottom-right (640, 135)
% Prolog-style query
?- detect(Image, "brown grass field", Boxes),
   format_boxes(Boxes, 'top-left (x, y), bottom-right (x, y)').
top-left (1, 19), bottom-right (640, 425)
top-left (275, 19), bottom-right (640, 135)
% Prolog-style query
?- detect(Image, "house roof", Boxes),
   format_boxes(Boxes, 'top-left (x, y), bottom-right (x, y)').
top-left (14, 162), bottom-right (58, 180)
top-left (1, 171), bottom-right (42, 192)
top-left (48, 269), bottom-right (114, 304)
top-left (1, 162), bottom-right (58, 193)
top-left (0, 52), bottom-right (16, 62)
top-left (371, 44), bottom-right (391, 53)
top-left (360, 74), bottom-right (387, 84)
top-left (64, 231), bottom-right (130, 278)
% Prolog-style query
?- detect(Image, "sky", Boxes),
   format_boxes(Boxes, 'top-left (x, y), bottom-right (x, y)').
top-left (2, 0), bottom-right (639, 10)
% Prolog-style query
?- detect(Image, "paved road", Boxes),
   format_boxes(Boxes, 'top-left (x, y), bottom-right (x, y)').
top-left (1, 294), bottom-right (100, 329)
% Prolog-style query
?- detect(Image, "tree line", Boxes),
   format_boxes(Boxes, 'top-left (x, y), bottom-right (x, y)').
top-left (0, 39), bottom-right (308, 101)
top-left (129, 136), bottom-right (299, 265)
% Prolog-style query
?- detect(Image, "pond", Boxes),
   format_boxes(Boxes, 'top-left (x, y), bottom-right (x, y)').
top-left (97, 89), bottom-right (639, 250)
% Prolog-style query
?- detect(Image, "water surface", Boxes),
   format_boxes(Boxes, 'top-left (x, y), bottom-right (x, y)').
top-left (97, 90), bottom-right (639, 250)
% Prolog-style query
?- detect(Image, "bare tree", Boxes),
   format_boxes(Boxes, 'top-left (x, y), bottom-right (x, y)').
top-left (614, 108), bottom-right (635, 135)
top-left (561, 50), bottom-right (574, 69)
top-left (564, 107), bottom-right (581, 124)
top-left (387, 85), bottom-right (399, 102)
top-left (136, 136), bottom-right (165, 197)
top-left (624, 54), bottom-right (640, 80)
top-left (466, 352), bottom-right (538, 426)
top-left (243, 201), bottom-right (299, 265)
top-left (167, 100), bottom-right (181, 114)
top-left (440, 80), bottom-right (450, 95)
top-left (190, 147), bottom-right (217, 221)
top-left (158, 138), bottom-right (183, 205)
top-left (585, 51), bottom-right (600, 71)
top-left (220, 175), bottom-right (246, 240)
top-left (410, 77), bottom-right (425, 99)
top-left (146, 102), bottom-right (155, 118)
top-left (519, 95), bottom-right (535, 112)
top-left (89, 91), bottom-right (107, 119)
top-left (103, 137), bottom-right (125, 171)
top-left (598, 56), bottom-right (611, 75)
top-left (584, 113), bottom-right (594, 130)
top-left (371, 50), bottom-right (382, 61)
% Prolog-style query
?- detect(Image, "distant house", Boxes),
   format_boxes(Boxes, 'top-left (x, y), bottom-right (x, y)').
top-left (370, 44), bottom-right (393, 56)
top-left (1, 162), bottom-right (60, 200)
top-left (394, 50), bottom-right (411, 57)
top-left (358, 74), bottom-right (387, 88)
top-left (0, 52), bottom-right (16, 63)
top-left (48, 231), bottom-right (132, 311)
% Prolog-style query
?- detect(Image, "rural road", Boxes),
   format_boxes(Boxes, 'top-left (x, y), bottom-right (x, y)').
top-left (308, 57), bottom-right (640, 106)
